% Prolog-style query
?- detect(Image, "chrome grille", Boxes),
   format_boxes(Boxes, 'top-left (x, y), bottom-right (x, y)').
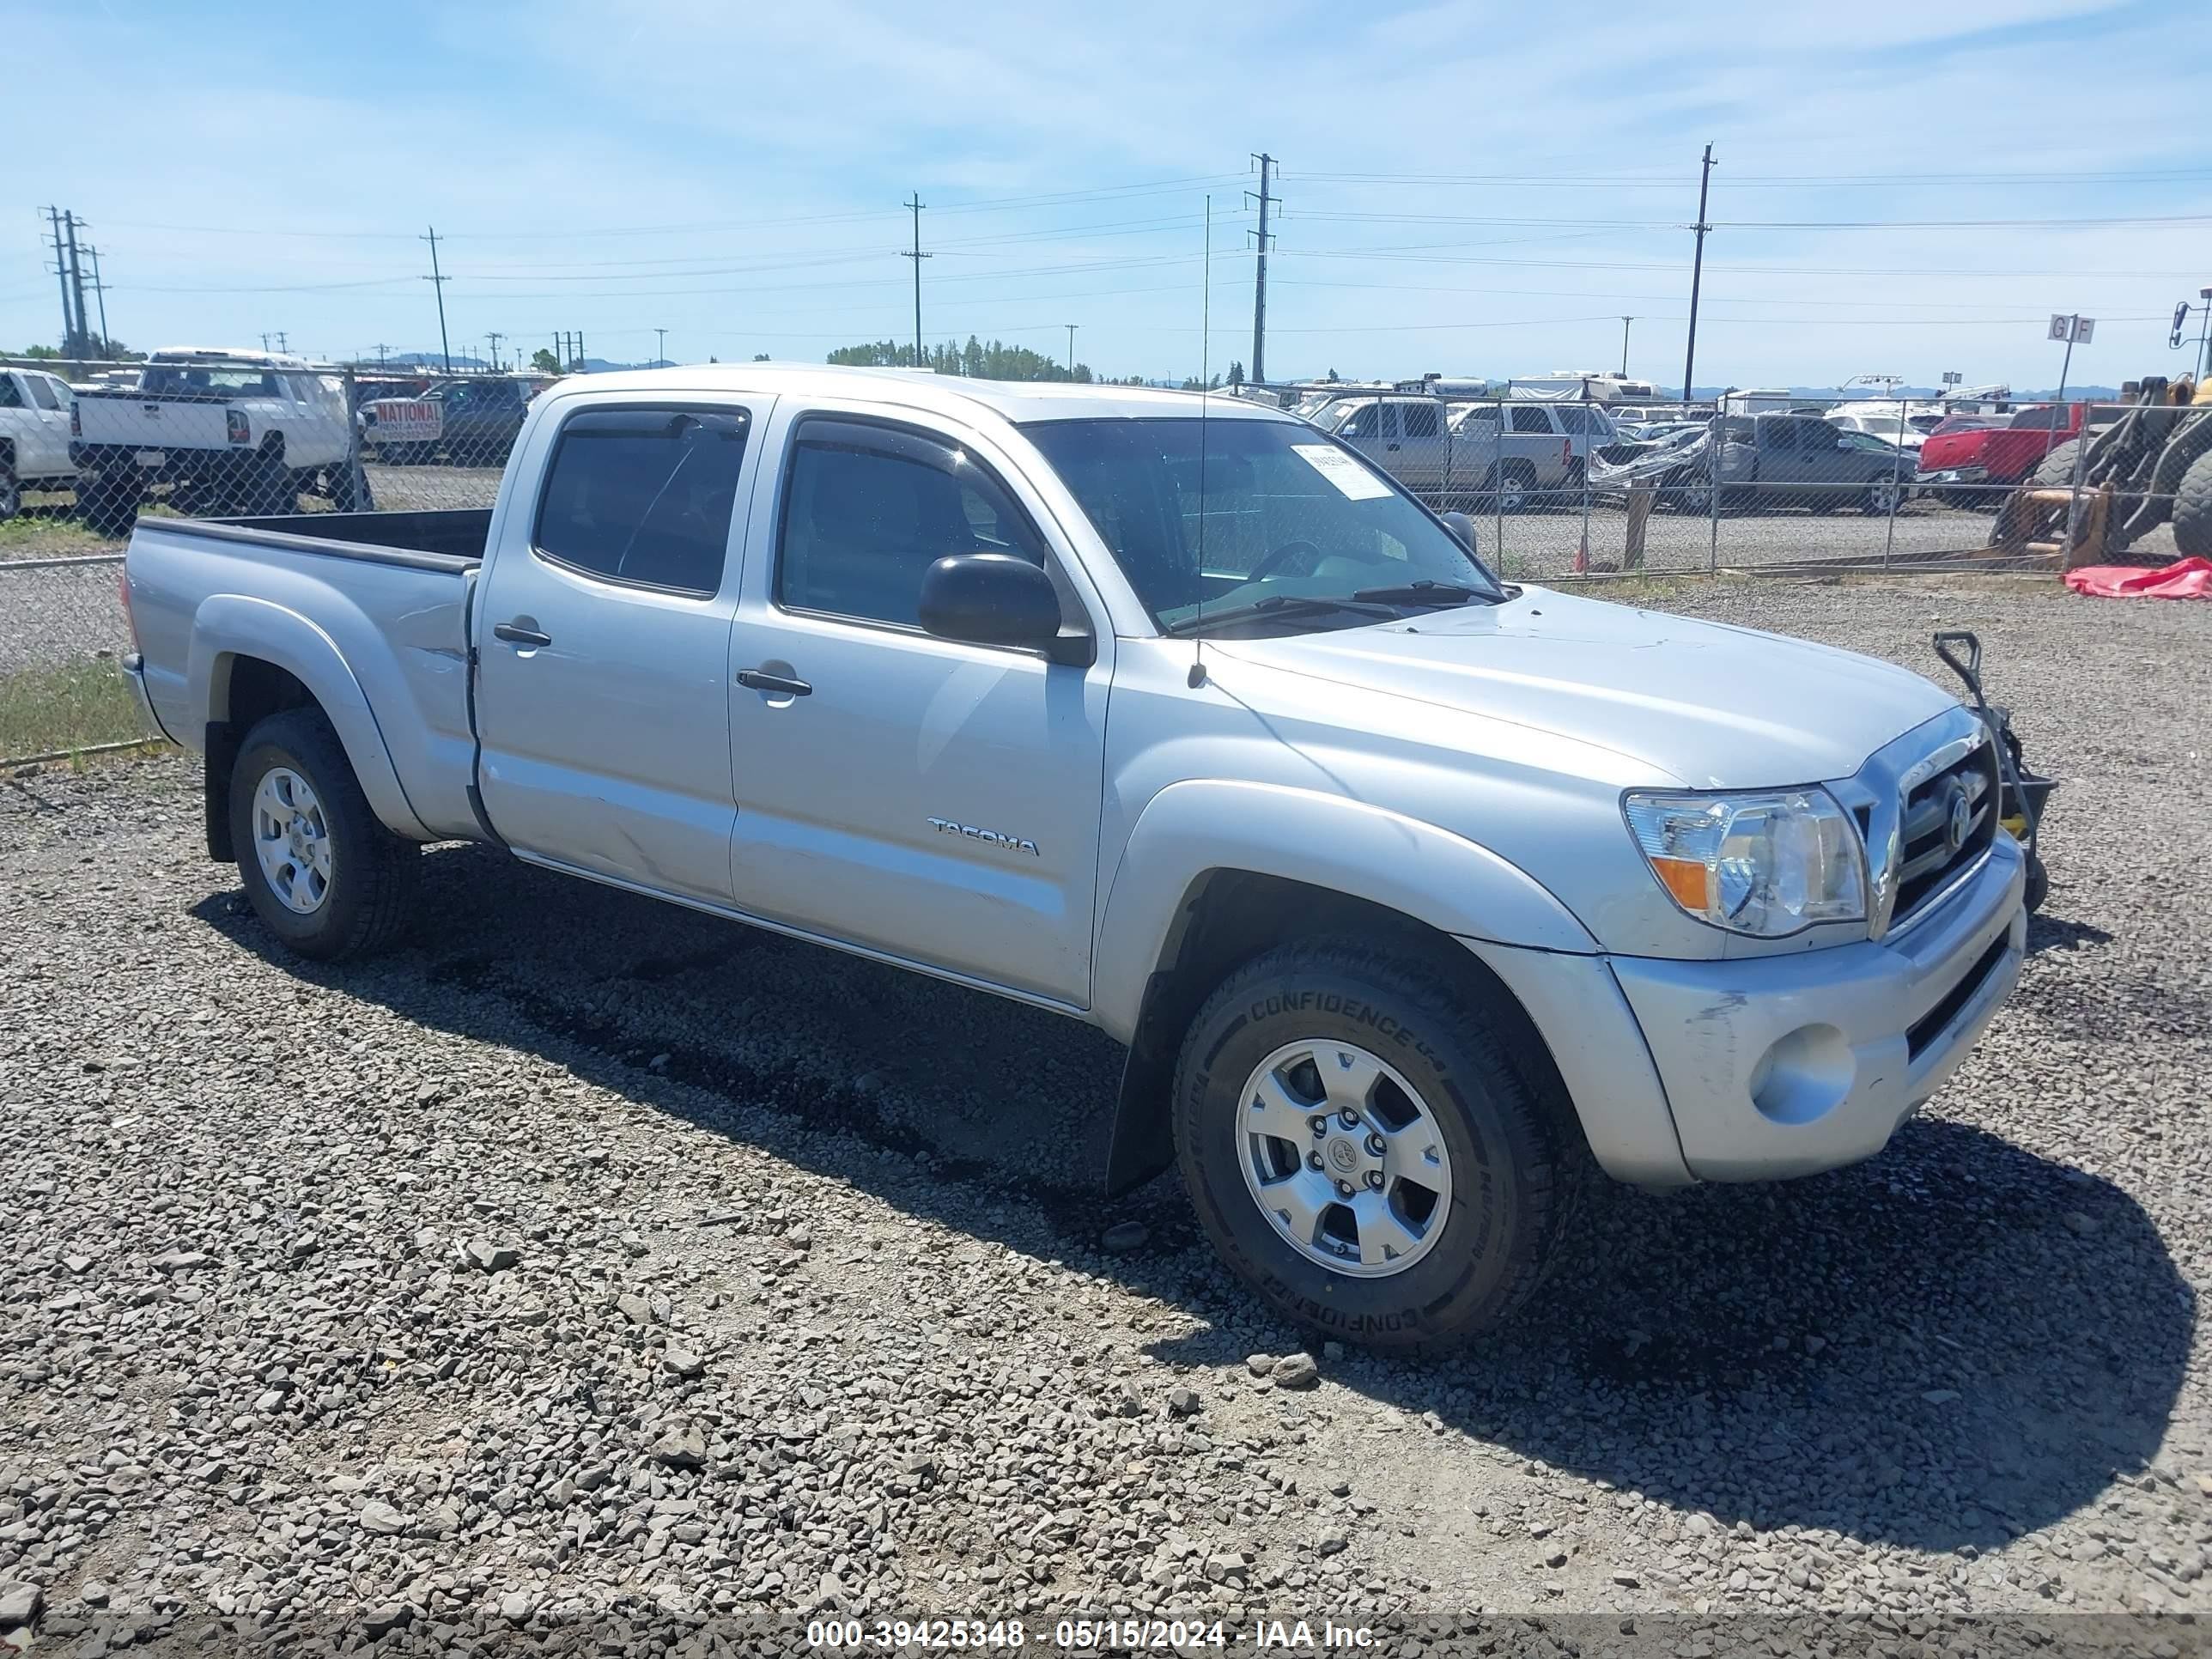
top-left (1892, 737), bottom-right (1998, 925)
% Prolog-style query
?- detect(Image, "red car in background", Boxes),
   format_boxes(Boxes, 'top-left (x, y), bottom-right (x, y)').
top-left (1916, 404), bottom-right (2085, 507)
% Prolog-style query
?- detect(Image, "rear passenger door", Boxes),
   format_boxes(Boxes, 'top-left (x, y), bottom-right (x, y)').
top-left (473, 398), bottom-right (769, 903)
top-left (722, 406), bottom-right (1111, 1006)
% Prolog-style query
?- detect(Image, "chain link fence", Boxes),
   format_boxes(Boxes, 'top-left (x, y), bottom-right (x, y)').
top-left (1284, 380), bottom-right (2212, 580)
top-left (6, 356), bottom-right (2205, 761)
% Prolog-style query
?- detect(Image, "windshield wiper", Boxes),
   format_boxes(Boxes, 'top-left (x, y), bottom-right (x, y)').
top-left (1346, 580), bottom-right (1489, 607)
top-left (1163, 593), bottom-right (1405, 637)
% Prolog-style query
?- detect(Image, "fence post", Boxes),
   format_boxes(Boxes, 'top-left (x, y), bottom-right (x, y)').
top-left (1707, 404), bottom-right (1721, 574)
top-left (1492, 394), bottom-right (1505, 567)
top-left (1439, 386), bottom-right (1453, 514)
top-left (1881, 393), bottom-right (1907, 573)
top-left (343, 367), bottom-right (369, 514)
top-left (2064, 403), bottom-right (2091, 561)
top-left (1579, 385), bottom-right (1594, 574)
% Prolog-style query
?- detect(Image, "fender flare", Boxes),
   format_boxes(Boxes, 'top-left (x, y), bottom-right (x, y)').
top-left (188, 593), bottom-right (430, 841)
top-left (1091, 779), bottom-right (1596, 1046)
top-left (1088, 781), bottom-right (1601, 1195)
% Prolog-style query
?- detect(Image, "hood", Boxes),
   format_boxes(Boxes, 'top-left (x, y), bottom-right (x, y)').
top-left (1210, 587), bottom-right (1957, 789)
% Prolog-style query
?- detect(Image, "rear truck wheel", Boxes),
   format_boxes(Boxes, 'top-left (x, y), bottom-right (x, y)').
top-left (79, 470), bottom-right (142, 538)
top-left (229, 708), bottom-right (419, 960)
top-left (327, 463), bottom-right (373, 514)
top-left (0, 457), bottom-right (18, 522)
top-left (2174, 448), bottom-right (2212, 560)
top-left (1173, 939), bottom-right (1581, 1352)
top-left (1487, 463), bottom-right (1534, 515)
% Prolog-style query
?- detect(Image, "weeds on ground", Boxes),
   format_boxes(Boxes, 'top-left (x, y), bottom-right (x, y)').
top-left (0, 658), bottom-right (153, 759)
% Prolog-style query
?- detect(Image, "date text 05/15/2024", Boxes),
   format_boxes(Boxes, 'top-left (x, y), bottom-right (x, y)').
top-left (805, 1617), bottom-right (1377, 1649)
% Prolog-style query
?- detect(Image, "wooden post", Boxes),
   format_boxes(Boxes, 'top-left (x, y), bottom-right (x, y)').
top-left (1624, 485), bottom-right (1653, 570)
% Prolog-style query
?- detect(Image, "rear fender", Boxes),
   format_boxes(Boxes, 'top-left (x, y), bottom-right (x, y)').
top-left (189, 593), bottom-right (428, 841)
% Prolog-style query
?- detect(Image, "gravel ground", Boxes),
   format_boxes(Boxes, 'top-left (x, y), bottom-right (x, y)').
top-left (3, 577), bottom-right (2210, 1655)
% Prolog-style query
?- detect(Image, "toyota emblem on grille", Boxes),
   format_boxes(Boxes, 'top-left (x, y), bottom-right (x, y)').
top-left (1944, 785), bottom-right (1973, 854)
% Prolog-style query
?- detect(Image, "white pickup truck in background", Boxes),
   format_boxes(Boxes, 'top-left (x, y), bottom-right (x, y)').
top-left (0, 363), bottom-right (78, 520)
top-left (118, 365), bottom-right (2027, 1349)
top-left (70, 347), bottom-right (362, 534)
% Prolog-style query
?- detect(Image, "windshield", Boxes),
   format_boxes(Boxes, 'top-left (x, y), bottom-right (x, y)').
top-left (1023, 416), bottom-right (1503, 632)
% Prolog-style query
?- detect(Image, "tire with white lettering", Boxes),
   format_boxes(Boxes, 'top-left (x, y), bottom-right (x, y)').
top-left (1173, 939), bottom-right (1579, 1352)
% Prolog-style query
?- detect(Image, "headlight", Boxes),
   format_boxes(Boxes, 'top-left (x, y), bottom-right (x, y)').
top-left (1624, 788), bottom-right (1866, 938)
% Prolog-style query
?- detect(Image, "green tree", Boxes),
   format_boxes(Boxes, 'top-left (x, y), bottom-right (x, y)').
top-left (826, 337), bottom-right (1095, 382)
top-left (752, 353), bottom-right (770, 362)
top-left (1228, 361), bottom-right (1244, 386)
top-left (530, 348), bottom-right (562, 376)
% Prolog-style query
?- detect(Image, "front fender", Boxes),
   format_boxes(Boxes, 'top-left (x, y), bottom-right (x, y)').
top-left (189, 593), bottom-right (430, 840)
top-left (1090, 778), bottom-right (1595, 1045)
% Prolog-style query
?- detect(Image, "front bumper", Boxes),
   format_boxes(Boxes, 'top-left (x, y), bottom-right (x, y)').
top-left (1917, 464), bottom-right (1989, 486)
top-left (1609, 834), bottom-right (2026, 1181)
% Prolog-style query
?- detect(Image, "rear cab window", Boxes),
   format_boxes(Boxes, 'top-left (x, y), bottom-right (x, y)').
top-left (532, 406), bottom-right (750, 594)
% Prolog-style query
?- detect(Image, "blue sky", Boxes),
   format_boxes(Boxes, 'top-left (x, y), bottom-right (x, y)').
top-left (5, 0), bottom-right (2209, 389)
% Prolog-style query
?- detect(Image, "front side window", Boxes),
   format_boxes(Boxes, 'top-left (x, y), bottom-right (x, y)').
top-left (26, 376), bottom-right (62, 410)
top-left (777, 419), bottom-right (1046, 629)
top-left (532, 406), bottom-right (750, 593)
top-left (1024, 416), bottom-right (1502, 634)
top-left (1325, 401), bottom-right (1381, 440)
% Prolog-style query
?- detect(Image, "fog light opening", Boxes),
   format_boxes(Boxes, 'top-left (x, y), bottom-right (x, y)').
top-left (1749, 1024), bottom-right (1853, 1125)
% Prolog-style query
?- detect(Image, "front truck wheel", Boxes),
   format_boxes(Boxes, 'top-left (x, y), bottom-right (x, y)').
top-left (1173, 939), bottom-right (1581, 1352)
top-left (228, 708), bottom-right (420, 960)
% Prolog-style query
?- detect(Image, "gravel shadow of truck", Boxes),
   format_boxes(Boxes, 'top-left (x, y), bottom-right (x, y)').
top-left (195, 841), bottom-right (2189, 1559)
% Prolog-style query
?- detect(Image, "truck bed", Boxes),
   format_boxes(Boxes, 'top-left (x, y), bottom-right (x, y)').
top-left (161, 507), bottom-right (493, 568)
top-left (125, 510), bottom-right (489, 843)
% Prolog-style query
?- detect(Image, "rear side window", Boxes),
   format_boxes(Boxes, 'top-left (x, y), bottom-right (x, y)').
top-left (777, 418), bottom-right (1046, 629)
top-left (532, 406), bottom-right (750, 594)
top-left (1509, 405), bottom-right (1553, 434)
top-left (1763, 419), bottom-right (1800, 452)
top-left (0, 376), bottom-right (21, 410)
top-left (2010, 405), bottom-right (2063, 429)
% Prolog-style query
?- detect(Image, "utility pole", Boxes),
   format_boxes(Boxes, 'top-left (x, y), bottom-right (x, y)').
top-left (61, 212), bottom-right (91, 360)
top-left (1066, 324), bottom-right (1078, 380)
top-left (902, 193), bottom-right (930, 368)
top-left (1247, 153), bottom-right (1275, 387)
top-left (45, 208), bottom-right (79, 356)
top-left (1680, 143), bottom-right (1717, 404)
top-left (375, 343), bottom-right (389, 368)
top-left (654, 326), bottom-right (667, 368)
top-left (274, 331), bottom-right (289, 356)
top-left (2200, 287), bottom-right (2212, 384)
top-left (1620, 316), bottom-right (1634, 379)
top-left (421, 226), bottom-right (453, 374)
top-left (485, 331), bottom-right (503, 372)
top-left (82, 245), bottom-right (112, 356)
top-left (575, 330), bottom-right (586, 372)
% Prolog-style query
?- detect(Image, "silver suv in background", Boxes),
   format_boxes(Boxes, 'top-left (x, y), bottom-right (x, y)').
top-left (1313, 394), bottom-right (1619, 510)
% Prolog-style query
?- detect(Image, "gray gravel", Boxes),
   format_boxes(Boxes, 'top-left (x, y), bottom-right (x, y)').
top-left (3, 575), bottom-right (2210, 1653)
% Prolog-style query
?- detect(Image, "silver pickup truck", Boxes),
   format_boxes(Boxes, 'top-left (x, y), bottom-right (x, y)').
top-left (121, 366), bottom-right (2026, 1349)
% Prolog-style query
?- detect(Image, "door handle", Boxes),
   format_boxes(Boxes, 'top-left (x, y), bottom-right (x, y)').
top-left (1386, 442), bottom-right (1401, 451)
top-left (737, 668), bottom-right (811, 697)
top-left (493, 622), bottom-right (551, 647)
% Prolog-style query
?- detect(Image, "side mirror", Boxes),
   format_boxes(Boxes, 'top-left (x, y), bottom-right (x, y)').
top-left (919, 552), bottom-right (1089, 664)
top-left (1441, 510), bottom-right (1480, 553)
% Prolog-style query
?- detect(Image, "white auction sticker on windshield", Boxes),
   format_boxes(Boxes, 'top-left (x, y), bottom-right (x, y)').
top-left (1292, 443), bottom-right (1394, 500)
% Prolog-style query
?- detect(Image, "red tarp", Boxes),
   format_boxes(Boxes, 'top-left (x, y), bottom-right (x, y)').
top-left (2064, 556), bottom-right (2212, 599)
